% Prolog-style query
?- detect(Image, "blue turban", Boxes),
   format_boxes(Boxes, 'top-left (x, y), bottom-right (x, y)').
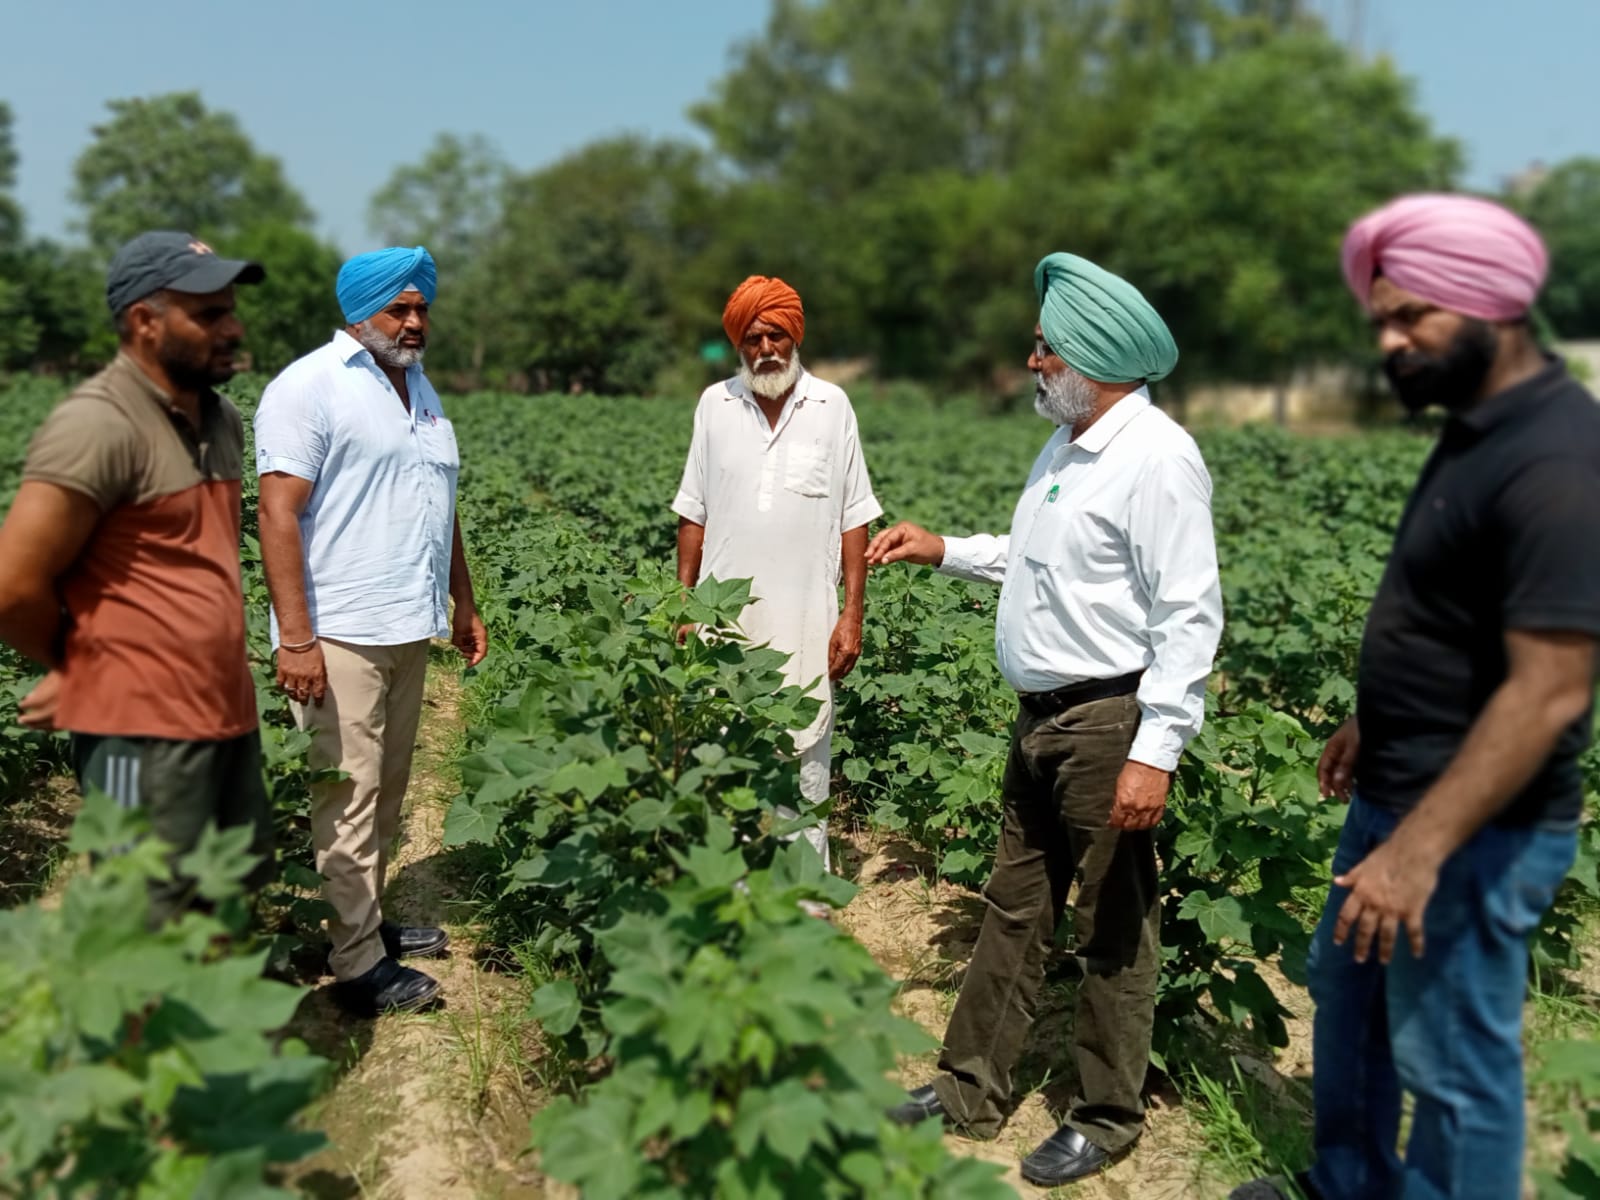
top-left (336, 246), bottom-right (438, 325)
top-left (1034, 252), bottom-right (1178, 384)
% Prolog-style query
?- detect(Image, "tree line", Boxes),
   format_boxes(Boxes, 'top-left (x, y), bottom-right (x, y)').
top-left (4, 0), bottom-right (1599, 400)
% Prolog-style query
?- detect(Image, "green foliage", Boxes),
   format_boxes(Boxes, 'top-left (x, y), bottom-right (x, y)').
top-left (1162, 707), bottom-right (1343, 1050)
top-left (1516, 158), bottom-right (1600, 340)
top-left (446, 566), bottom-right (823, 1035)
top-left (0, 792), bottom-right (329, 1197)
top-left (530, 838), bottom-right (1014, 1200)
top-left (1, 240), bottom-right (109, 371)
top-left (226, 223), bottom-right (344, 375)
top-left (1532, 1040), bottom-right (1600, 1198)
top-left (442, 388), bottom-right (1599, 1069)
top-left (0, 101), bottom-right (21, 251)
top-left (478, 136), bottom-right (718, 393)
top-left (71, 92), bottom-right (313, 256)
top-left (1103, 34), bottom-right (1462, 384)
top-left (0, 380), bottom-right (71, 798)
top-left (439, 393), bottom-right (1017, 1194)
top-left (367, 132), bottom-right (507, 268)
top-left (2, 11), bottom-right (1481, 389)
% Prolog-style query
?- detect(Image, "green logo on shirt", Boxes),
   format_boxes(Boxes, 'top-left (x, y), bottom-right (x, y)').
top-left (1046, 485), bottom-right (1060, 504)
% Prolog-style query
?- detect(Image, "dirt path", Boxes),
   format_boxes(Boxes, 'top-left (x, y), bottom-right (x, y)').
top-left (286, 657), bottom-right (545, 1200)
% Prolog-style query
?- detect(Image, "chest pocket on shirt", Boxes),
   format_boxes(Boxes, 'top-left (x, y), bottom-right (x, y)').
top-left (417, 413), bottom-right (461, 473)
top-left (1021, 507), bottom-right (1126, 577)
top-left (784, 443), bottom-right (831, 498)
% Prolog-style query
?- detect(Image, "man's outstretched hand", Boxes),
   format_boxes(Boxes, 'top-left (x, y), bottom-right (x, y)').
top-left (866, 521), bottom-right (944, 568)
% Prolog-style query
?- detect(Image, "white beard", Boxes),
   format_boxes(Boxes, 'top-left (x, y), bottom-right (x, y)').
top-left (740, 353), bottom-right (803, 400)
top-left (355, 321), bottom-right (425, 369)
top-left (1033, 365), bottom-right (1097, 426)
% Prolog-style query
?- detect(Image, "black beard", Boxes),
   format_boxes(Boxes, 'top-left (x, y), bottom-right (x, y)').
top-left (159, 339), bottom-right (237, 390)
top-left (1383, 320), bottom-right (1497, 415)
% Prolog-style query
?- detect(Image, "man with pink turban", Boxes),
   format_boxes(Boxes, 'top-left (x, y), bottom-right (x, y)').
top-left (672, 276), bottom-right (882, 899)
top-left (1235, 195), bottom-right (1600, 1200)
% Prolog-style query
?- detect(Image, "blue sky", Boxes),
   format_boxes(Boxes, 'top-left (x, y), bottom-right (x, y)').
top-left (6, 0), bottom-right (1598, 252)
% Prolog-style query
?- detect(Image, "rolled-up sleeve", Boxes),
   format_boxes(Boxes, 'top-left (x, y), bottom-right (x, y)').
top-left (254, 375), bottom-right (328, 482)
top-left (670, 402), bottom-right (708, 525)
top-left (937, 534), bottom-right (1010, 584)
top-left (1126, 446), bottom-right (1223, 770)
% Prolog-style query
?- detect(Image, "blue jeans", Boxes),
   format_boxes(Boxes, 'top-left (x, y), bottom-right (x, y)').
top-left (1305, 795), bottom-right (1576, 1200)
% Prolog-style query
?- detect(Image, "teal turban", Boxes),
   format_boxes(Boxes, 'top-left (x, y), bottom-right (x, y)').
top-left (1033, 252), bottom-right (1178, 383)
top-left (337, 246), bottom-right (437, 325)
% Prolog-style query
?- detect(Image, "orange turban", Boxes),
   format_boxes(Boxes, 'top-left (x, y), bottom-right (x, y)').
top-left (721, 275), bottom-right (805, 346)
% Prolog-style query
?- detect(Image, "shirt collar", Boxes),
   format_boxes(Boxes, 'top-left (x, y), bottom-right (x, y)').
top-left (1452, 356), bottom-right (1567, 435)
top-left (1067, 386), bottom-right (1151, 454)
top-left (334, 328), bottom-right (370, 365)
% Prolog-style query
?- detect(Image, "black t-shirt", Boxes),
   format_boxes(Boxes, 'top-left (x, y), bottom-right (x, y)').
top-left (1356, 359), bottom-right (1600, 827)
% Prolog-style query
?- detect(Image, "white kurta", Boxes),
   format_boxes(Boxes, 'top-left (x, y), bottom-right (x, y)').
top-left (672, 370), bottom-right (883, 751)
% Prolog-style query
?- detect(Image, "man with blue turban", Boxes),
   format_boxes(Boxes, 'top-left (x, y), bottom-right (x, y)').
top-left (868, 254), bottom-right (1222, 1187)
top-left (254, 247), bottom-right (488, 1016)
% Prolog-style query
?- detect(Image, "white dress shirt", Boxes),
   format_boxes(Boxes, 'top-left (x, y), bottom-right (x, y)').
top-left (937, 389), bottom-right (1222, 771)
top-left (672, 370), bottom-right (883, 749)
top-left (254, 331), bottom-right (459, 648)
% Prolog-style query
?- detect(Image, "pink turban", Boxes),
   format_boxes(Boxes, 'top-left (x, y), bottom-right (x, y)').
top-left (1341, 194), bottom-right (1548, 322)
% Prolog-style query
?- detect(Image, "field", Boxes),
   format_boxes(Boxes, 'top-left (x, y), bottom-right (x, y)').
top-left (1, 377), bottom-right (1597, 1198)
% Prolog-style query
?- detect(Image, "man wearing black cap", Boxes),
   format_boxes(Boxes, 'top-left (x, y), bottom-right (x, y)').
top-left (0, 230), bottom-right (271, 921)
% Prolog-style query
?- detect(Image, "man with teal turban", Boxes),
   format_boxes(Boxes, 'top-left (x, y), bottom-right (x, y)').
top-left (868, 254), bottom-right (1221, 1187)
top-left (252, 247), bottom-right (488, 1016)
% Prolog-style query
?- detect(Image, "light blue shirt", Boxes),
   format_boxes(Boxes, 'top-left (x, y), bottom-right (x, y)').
top-left (254, 330), bottom-right (459, 647)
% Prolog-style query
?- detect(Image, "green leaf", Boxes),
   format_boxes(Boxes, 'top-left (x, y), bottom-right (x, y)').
top-left (531, 1092), bottom-right (642, 1200)
top-left (530, 980), bottom-right (582, 1036)
top-left (1177, 891), bottom-right (1254, 945)
top-left (175, 822), bottom-right (264, 903)
top-left (68, 787), bottom-right (148, 855)
top-left (729, 1079), bottom-right (832, 1164)
top-left (442, 796), bottom-right (503, 846)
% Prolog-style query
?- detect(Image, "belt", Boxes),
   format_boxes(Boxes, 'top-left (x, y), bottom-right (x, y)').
top-left (1017, 671), bottom-right (1143, 718)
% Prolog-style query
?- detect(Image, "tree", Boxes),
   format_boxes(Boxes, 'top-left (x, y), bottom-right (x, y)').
top-left (367, 133), bottom-right (507, 267)
top-left (1515, 158), bottom-right (1600, 339)
top-left (1099, 34), bottom-right (1460, 396)
top-left (227, 223), bottom-right (343, 376)
top-left (479, 138), bottom-right (717, 393)
top-left (0, 101), bottom-right (21, 252)
top-left (72, 93), bottom-right (312, 255)
top-left (366, 134), bottom-right (510, 383)
top-left (1, 241), bottom-right (106, 372)
top-left (0, 101), bottom-right (36, 368)
top-left (687, 0), bottom-right (1323, 390)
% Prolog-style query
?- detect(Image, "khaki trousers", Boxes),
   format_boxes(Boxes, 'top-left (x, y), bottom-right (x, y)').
top-left (931, 693), bottom-right (1160, 1152)
top-left (292, 637), bottom-right (431, 980)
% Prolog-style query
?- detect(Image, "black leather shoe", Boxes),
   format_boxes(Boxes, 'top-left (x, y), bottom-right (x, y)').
top-left (887, 1084), bottom-right (946, 1127)
top-left (1019, 1125), bottom-right (1131, 1187)
top-left (331, 957), bottom-right (442, 1016)
top-left (380, 921), bottom-right (450, 959)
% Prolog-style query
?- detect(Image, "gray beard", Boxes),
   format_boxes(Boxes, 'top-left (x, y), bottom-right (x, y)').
top-left (355, 321), bottom-right (425, 369)
top-left (1033, 366), bottom-right (1097, 426)
top-left (740, 353), bottom-right (803, 400)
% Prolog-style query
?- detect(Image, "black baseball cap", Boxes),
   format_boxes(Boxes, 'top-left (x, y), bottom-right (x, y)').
top-left (106, 231), bottom-right (266, 315)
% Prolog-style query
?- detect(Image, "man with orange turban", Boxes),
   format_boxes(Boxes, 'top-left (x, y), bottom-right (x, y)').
top-left (1233, 195), bottom-right (1600, 1200)
top-left (672, 276), bottom-right (882, 896)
